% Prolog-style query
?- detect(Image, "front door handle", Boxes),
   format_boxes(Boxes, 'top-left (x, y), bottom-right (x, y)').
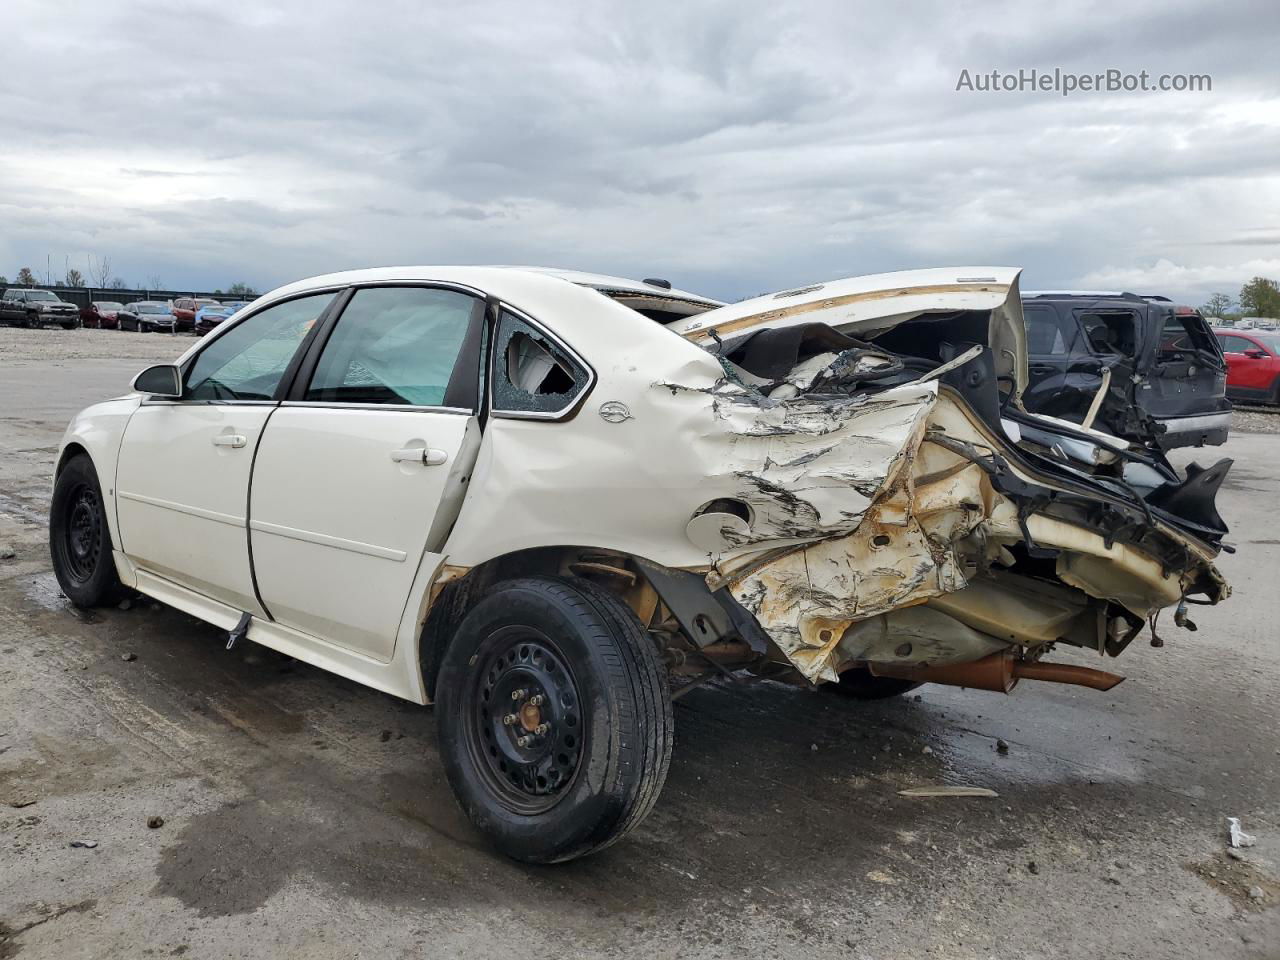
top-left (212, 434), bottom-right (247, 448)
top-left (391, 446), bottom-right (448, 466)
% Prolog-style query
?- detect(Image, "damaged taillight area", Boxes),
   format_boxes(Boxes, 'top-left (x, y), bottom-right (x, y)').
top-left (679, 373), bottom-right (1229, 686)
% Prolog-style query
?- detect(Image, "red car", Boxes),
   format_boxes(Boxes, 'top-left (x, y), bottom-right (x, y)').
top-left (1214, 327), bottom-right (1280, 403)
top-left (170, 297), bottom-right (222, 332)
top-left (81, 300), bottom-right (125, 330)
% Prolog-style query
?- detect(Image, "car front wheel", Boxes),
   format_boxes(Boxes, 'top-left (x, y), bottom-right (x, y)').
top-left (435, 576), bottom-right (673, 863)
top-left (49, 454), bottom-right (123, 607)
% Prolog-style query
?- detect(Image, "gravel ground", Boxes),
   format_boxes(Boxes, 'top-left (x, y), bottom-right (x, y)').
top-left (1, 329), bottom-right (1278, 959)
top-left (0, 326), bottom-right (198, 366)
top-left (1231, 405), bottom-right (1280, 435)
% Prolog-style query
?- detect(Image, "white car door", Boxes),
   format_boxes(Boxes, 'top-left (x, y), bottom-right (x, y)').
top-left (114, 292), bottom-right (337, 614)
top-left (248, 285), bottom-right (485, 662)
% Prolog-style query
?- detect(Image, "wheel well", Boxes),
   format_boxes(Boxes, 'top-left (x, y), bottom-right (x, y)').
top-left (419, 546), bottom-right (666, 701)
top-left (55, 443), bottom-right (91, 479)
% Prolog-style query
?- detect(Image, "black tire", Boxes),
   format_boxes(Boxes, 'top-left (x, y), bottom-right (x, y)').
top-left (435, 576), bottom-right (672, 863)
top-left (49, 454), bottom-right (123, 607)
top-left (827, 669), bottom-right (922, 700)
top-left (27, 312), bottom-right (41, 329)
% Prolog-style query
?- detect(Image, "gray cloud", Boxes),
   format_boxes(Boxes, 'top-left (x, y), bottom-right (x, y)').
top-left (0, 0), bottom-right (1276, 305)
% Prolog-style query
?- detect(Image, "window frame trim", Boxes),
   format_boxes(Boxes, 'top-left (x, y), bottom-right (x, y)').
top-left (486, 302), bottom-right (596, 422)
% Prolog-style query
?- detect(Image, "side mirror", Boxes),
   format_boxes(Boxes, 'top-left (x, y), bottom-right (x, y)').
top-left (131, 364), bottom-right (183, 398)
top-left (1244, 348), bottom-right (1267, 359)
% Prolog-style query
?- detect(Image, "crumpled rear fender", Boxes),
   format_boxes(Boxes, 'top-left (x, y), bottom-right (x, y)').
top-left (696, 380), bottom-right (1227, 683)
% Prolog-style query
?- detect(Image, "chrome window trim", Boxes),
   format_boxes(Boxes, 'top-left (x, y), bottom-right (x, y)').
top-left (278, 401), bottom-right (472, 415)
top-left (488, 302), bottom-right (597, 421)
top-left (138, 398), bottom-right (280, 407)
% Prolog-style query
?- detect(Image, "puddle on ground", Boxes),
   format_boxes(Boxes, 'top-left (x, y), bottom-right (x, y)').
top-left (0, 490), bottom-right (50, 526)
top-left (23, 571), bottom-right (101, 623)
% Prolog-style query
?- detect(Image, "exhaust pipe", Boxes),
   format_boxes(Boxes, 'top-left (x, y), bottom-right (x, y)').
top-left (867, 651), bottom-right (1124, 693)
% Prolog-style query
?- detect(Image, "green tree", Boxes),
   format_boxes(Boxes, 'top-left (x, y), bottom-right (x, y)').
top-left (1201, 292), bottom-right (1234, 318)
top-left (1239, 277), bottom-right (1280, 318)
top-left (16, 267), bottom-right (36, 285)
top-left (0, 276), bottom-right (8, 286)
top-left (226, 281), bottom-right (257, 296)
top-left (64, 268), bottom-right (85, 287)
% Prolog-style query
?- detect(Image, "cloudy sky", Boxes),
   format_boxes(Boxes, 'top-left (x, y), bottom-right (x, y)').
top-left (2, 0), bottom-right (1277, 305)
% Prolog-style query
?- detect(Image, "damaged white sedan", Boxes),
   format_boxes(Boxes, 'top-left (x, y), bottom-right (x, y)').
top-left (51, 266), bottom-right (1231, 862)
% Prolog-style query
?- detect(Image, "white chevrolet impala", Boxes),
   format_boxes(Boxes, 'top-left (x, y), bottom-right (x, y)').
top-left (51, 266), bottom-right (1231, 861)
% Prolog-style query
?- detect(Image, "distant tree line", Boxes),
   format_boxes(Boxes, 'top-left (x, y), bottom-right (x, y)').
top-left (3, 261), bottom-right (256, 298)
top-left (1201, 277), bottom-right (1280, 320)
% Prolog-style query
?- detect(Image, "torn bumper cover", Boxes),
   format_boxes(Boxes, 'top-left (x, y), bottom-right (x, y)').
top-left (679, 375), bottom-right (1228, 685)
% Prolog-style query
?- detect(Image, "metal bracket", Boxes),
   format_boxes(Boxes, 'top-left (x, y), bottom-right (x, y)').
top-left (226, 612), bottom-right (252, 651)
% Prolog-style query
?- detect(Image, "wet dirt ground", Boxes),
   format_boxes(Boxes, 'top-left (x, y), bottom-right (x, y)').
top-left (1, 328), bottom-right (1277, 959)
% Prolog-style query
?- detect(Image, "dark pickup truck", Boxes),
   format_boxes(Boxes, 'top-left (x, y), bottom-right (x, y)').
top-left (1021, 292), bottom-right (1229, 450)
top-left (0, 288), bottom-right (81, 329)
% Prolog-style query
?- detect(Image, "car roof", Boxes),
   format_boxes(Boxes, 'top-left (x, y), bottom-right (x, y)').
top-left (1022, 290), bottom-right (1150, 304)
top-left (263, 265), bottom-right (723, 311)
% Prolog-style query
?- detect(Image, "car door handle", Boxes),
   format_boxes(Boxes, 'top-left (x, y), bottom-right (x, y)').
top-left (391, 446), bottom-right (448, 466)
top-left (212, 434), bottom-right (247, 448)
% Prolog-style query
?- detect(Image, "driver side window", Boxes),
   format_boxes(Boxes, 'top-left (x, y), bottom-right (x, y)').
top-left (185, 293), bottom-right (334, 400)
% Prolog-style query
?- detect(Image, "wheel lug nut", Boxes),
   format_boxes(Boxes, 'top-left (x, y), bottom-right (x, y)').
top-left (516, 736), bottom-right (530, 747)
top-left (527, 694), bottom-right (544, 706)
top-left (502, 714), bottom-right (518, 725)
top-left (511, 688), bottom-right (527, 700)
top-left (534, 723), bottom-right (550, 736)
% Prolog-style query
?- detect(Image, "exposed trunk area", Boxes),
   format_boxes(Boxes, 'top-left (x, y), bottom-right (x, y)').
top-left (658, 270), bottom-right (1231, 686)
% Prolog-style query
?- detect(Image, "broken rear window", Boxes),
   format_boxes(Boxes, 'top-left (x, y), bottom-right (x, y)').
top-left (1076, 311), bottom-right (1137, 357)
top-left (491, 310), bottom-right (589, 416)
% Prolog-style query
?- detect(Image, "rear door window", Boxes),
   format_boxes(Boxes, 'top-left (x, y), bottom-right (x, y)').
top-left (1219, 335), bottom-right (1256, 354)
top-left (1023, 304), bottom-right (1078, 355)
top-left (1076, 310), bottom-right (1138, 357)
top-left (304, 286), bottom-right (480, 407)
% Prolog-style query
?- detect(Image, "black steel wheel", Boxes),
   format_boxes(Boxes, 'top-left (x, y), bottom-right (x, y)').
top-left (49, 454), bottom-right (123, 607)
top-left (465, 627), bottom-right (585, 814)
top-left (436, 576), bottom-right (672, 863)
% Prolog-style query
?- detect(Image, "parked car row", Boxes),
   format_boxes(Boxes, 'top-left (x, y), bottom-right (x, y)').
top-left (1, 288), bottom-right (250, 335)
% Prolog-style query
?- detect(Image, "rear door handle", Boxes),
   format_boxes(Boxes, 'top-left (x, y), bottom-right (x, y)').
top-left (212, 434), bottom-right (247, 448)
top-left (391, 446), bottom-right (448, 466)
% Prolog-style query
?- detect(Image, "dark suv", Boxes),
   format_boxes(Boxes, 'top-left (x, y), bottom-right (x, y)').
top-left (1020, 292), bottom-right (1229, 449)
top-left (0, 288), bottom-right (81, 329)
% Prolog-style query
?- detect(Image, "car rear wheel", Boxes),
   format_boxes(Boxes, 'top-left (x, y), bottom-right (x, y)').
top-left (49, 454), bottom-right (123, 607)
top-left (826, 669), bottom-right (922, 700)
top-left (435, 576), bottom-right (673, 863)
